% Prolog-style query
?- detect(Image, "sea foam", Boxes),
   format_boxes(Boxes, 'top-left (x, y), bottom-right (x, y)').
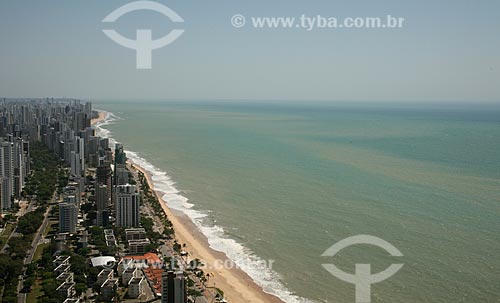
top-left (94, 110), bottom-right (314, 303)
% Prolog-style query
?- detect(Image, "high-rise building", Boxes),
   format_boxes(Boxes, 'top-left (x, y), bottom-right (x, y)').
top-left (96, 164), bottom-right (112, 205)
top-left (115, 167), bottom-right (129, 186)
top-left (84, 102), bottom-right (92, 115)
top-left (114, 144), bottom-right (128, 205)
top-left (69, 136), bottom-right (85, 177)
top-left (0, 178), bottom-right (9, 210)
top-left (65, 181), bottom-right (82, 208)
top-left (115, 184), bottom-right (140, 227)
top-left (161, 271), bottom-right (187, 303)
top-left (13, 138), bottom-right (26, 197)
top-left (0, 141), bottom-right (14, 210)
top-left (96, 184), bottom-right (109, 211)
top-left (59, 202), bottom-right (78, 234)
top-left (96, 184), bottom-right (110, 227)
top-left (114, 144), bottom-right (126, 166)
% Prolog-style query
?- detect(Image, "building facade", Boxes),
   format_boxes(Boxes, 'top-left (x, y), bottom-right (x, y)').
top-left (115, 184), bottom-right (140, 227)
top-left (161, 271), bottom-right (187, 303)
top-left (59, 202), bottom-right (78, 233)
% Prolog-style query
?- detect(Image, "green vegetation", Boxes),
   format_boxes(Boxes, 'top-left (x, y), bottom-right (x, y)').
top-left (29, 244), bottom-right (91, 302)
top-left (43, 221), bottom-right (57, 238)
top-left (140, 217), bottom-right (162, 250)
top-left (23, 142), bottom-right (67, 204)
top-left (26, 278), bottom-right (44, 303)
top-left (88, 226), bottom-right (117, 255)
top-left (138, 171), bottom-right (175, 238)
top-left (0, 254), bottom-right (24, 303)
top-left (32, 243), bottom-right (50, 264)
top-left (1, 205), bottom-right (47, 302)
top-left (186, 276), bottom-right (202, 297)
top-left (0, 223), bottom-right (15, 251)
top-left (69, 254), bottom-right (89, 296)
top-left (1, 223), bottom-right (14, 236)
top-left (1, 143), bottom-right (66, 302)
top-left (17, 207), bottom-right (45, 235)
top-left (32, 244), bottom-right (64, 303)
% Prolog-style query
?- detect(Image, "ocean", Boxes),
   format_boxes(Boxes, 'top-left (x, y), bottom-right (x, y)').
top-left (95, 100), bottom-right (500, 303)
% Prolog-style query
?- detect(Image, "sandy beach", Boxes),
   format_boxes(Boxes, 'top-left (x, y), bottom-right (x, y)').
top-left (91, 111), bottom-right (107, 125)
top-left (92, 111), bottom-right (285, 303)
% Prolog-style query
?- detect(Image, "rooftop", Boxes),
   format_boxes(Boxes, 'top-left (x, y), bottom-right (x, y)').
top-left (56, 282), bottom-right (75, 291)
top-left (129, 277), bottom-right (144, 285)
top-left (98, 268), bottom-right (113, 276)
top-left (90, 256), bottom-right (116, 267)
top-left (101, 278), bottom-right (118, 288)
top-left (123, 253), bottom-right (163, 295)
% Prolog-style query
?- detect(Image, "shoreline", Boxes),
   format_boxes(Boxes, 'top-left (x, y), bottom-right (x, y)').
top-left (92, 110), bottom-right (286, 303)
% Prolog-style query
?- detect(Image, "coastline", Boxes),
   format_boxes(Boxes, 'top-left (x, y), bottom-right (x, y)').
top-left (91, 111), bottom-right (108, 125)
top-left (92, 110), bottom-right (286, 303)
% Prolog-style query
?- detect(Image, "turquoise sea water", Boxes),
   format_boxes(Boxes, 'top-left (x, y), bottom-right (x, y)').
top-left (96, 101), bottom-right (500, 303)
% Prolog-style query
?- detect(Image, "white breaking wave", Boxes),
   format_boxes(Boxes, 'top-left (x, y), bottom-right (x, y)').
top-left (94, 110), bottom-right (314, 303)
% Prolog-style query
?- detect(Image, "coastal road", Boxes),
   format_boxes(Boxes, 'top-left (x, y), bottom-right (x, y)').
top-left (3, 199), bottom-right (36, 254)
top-left (133, 165), bottom-right (217, 302)
top-left (144, 200), bottom-right (217, 302)
top-left (24, 204), bottom-right (52, 264)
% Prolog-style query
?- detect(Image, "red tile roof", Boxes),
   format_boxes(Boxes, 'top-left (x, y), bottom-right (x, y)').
top-left (123, 253), bottom-right (163, 294)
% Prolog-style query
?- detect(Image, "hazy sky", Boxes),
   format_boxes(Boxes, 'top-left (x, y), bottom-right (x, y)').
top-left (0, 0), bottom-right (499, 103)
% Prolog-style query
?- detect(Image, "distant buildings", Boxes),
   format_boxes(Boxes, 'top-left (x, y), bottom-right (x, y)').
top-left (0, 100), bottom-right (173, 301)
top-left (0, 99), bottom-right (94, 212)
top-left (0, 107), bottom-right (31, 211)
top-left (0, 99), bottom-right (204, 302)
top-left (115, 184), bottom-right (140, 227)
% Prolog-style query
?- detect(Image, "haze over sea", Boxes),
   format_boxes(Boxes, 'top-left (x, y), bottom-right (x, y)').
top-left (96, 100), bottom-right (500, 303)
